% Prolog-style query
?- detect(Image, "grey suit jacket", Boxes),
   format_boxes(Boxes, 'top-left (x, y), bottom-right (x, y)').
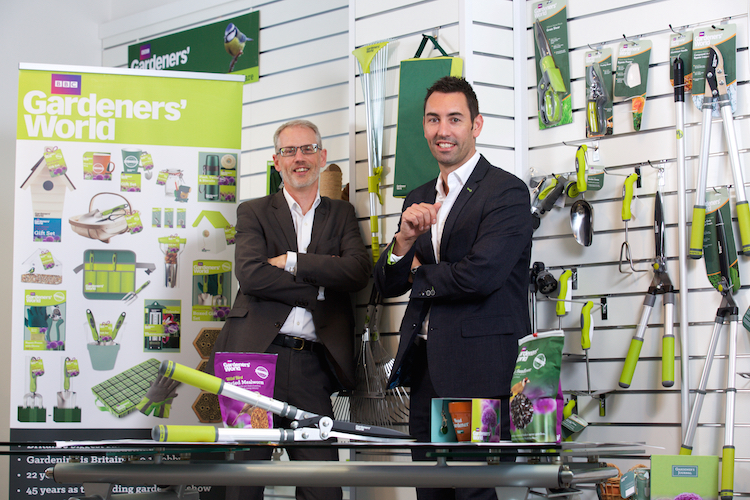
top-left (210, 191), bottom-right (372, 390)
top-left (374, 155), bottom-right (533, 398)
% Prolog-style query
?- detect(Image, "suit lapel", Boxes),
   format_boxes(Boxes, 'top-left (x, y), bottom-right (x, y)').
top-left (271, 191), bottom-right (298, 251)
top-left (439, 156), bottom-right (489, 260)
top-left (308, 197), bottom-right (329, 253)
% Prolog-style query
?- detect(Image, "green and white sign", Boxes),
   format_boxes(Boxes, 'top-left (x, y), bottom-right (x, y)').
top-left (127, 12), bottom-right (260, 83)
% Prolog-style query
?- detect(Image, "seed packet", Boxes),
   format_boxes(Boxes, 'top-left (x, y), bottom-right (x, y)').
top-left (509, 330), bottom-right (564, 443)
top-left (214, 352), bottom-right (278, 429)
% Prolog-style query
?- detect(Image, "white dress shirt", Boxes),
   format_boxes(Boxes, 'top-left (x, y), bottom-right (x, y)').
top-left (278, 188), bottom-right (323, 342)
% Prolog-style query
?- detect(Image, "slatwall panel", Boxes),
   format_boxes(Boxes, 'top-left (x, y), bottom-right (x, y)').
top-left (101, 2), bottom-right (352, 499)
top-left (102, 0), bottom-right (350, 204)
top-left (525, 0), bottom-right (750, 494)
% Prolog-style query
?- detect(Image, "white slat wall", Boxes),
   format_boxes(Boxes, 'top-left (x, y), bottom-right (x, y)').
top-left (524, 0), bottom-right (750, 494)
top-left (98, 0), bottom-right (750, 497)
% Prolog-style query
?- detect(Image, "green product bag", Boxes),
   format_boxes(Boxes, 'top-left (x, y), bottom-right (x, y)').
top-left (392, 35), bottom-right (462, 198)
top-left (510, 330), bottom-right (564, 444)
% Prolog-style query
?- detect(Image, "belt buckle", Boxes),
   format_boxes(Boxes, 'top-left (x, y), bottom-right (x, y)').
top-left (292, 337), bottom-right (305, 351)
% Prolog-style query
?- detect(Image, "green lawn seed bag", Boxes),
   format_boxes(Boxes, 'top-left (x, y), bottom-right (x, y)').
top-left (510, 330), bottom-right (564, 443)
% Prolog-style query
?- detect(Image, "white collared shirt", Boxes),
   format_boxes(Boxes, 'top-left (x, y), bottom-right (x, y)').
top-left (279, 188), bottom-right (323, 342)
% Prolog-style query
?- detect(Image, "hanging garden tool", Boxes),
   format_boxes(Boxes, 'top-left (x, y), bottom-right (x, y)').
top-left (689, 46), bottom-right (750, 258)
top-left (353, 40), bottom-right (390, 263)
top-left (569, 146), bottom-right (593, 246)
top-left (55, 357), bottom-right (81, 423)
top-left (679, 210), bottom-right (739, 500)
top-left (585, 62), bottom-right (609, 137)
top-left (580, 300), bottom-right (594, 394)
top-left (530, 174), bottom-right (565, 230)
top-left (556, 269), bottom-right (572, 329)
top-left (619, 179), bottom-right (675, 389)
top-left (618, 172), bottom-right (647, 274)
top-left (533, 20), bottom-right (566, 127)
top-left (350, 287), bottom-right (408, 426)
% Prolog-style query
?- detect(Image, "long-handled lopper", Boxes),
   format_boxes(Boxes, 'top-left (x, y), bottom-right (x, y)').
top-left (619, 182), bottom-right (675, 389)
top-left (680, 209), bottom-right (739, 500)
top-left (689, 46), bottom-right (750, 258)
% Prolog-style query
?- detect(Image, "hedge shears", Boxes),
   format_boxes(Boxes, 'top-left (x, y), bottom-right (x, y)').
top-left (153, 361), bottom-right (412, 444)
top-left (689, 45), bottom-right (750, 258)
top-left (619, 185), bottom-right (675, 389)
top-left (534, 20), bottom-right (566, 126)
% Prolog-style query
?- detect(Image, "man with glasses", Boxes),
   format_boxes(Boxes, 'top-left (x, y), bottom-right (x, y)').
top-left (211, 119), bottom-right (372, 500)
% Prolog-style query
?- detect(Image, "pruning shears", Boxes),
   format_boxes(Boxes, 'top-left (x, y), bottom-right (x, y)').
top-left (689, 45), bottom-right (750, 258)
top-left (586, 62), bottom-right (608, 136)
top-left (534, 20), bottom-right (566, 126)
top-left (153, 361), bottom-right (412, 444)
top-left (619, 184), bottom-right (675, 389)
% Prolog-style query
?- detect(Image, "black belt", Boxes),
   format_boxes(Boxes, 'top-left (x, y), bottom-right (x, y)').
top-left (272, 334), bottom-right (323, 353)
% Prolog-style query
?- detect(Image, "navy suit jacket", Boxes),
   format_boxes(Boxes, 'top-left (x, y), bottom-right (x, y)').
top-left (210, 191), bottom-right (372, 390)
top-left (374, 155), bottom-right (533, 398)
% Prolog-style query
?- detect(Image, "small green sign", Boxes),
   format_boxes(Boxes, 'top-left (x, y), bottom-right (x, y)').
top-left (127, 12), bottom-right (260, 83)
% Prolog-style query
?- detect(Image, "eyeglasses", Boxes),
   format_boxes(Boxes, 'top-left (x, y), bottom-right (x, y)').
top-left (276, 144), bottom-right (319, 157)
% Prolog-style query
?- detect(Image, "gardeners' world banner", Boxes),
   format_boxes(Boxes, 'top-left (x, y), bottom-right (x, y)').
top-left (127, 12), bottom-right (260, 83)
top-left (11, 64), bottom-right (242, 500)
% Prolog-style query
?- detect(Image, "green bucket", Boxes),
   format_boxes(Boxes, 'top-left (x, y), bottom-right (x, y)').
top-left (87, 343), bottom-right (120, 371)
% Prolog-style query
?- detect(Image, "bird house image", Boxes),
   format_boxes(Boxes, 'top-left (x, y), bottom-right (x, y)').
top-left (20, 156), bottom-right (76, 242)
top-left (193, 211), bottom-right (230, 254)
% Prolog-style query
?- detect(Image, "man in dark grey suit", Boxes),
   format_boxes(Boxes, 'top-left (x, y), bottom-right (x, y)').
top-left (374, 77), bottom-right (533, 500)
top-left (211, 119), bottom-right (372, 500)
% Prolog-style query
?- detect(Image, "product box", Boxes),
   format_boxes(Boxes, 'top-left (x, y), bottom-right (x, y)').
top-left (430, 398), bottom-right (503, 443)
top-left (650, 455), bottom-right (718, 500)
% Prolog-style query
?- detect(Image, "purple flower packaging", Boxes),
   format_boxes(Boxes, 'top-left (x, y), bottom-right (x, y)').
top-left (214, 352), bottom-right (278, 429)
top-left (509, 330), bottom-right (564, 443)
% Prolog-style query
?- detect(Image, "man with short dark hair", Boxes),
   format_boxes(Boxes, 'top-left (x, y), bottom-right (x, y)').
top-left (211, 119), bottom-right (372, 500)
top-left (374, 76), bottom-right (533, 500)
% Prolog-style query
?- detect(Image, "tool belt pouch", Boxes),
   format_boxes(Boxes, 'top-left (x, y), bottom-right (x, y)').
top-left (392, 35), bottom-right (462, 198)
top-left (74, 249), bottom-right (154, 300)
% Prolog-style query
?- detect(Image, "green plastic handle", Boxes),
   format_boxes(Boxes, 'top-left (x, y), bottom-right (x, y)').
top-left (152, 425), bottom-right (218, 443)
top-left (563, 399), bottom-right (576, 420)
top-left (721, 446), bottom-right (735, 499)
top-left (575, 146), bottom-right (588, 194)
top-left (539, 178), bottom-right (559, 200)
top-left (735, 201), bottom-right (750, 254)
top-left (541, 56), bottom-right (566, 92)
top-left (662, 335), bottom-right (675, 387)
top-left (86, 309), bottom-right (98, 342)
top-left (160, 360), bottom-right (223, 394)
top-left (581, 301), bottom-right (594, 350)
top-left (556, 270), bottom-right (572, 317)
top-left (622, 173), bottom-right (638, 221)
top-left (689, 206), bottom-right (706, 259)
top-left (679, 445), bottom-right (692, 456)
top-left (619, 337), bottom-right (644, 388)
top-left (112, 312), bottom-right (126, 340)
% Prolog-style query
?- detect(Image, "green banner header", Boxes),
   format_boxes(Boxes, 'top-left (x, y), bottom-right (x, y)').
top-left (127, 12), bottom-right (260, 83)
top-left (17, 68), bottom-right (243, 148)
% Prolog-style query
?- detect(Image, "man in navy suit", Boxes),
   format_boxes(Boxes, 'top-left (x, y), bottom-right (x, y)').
top-left (374, 77), bottom-right (533, 500)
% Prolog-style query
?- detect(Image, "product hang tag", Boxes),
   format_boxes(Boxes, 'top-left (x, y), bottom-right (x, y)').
top-left (39, 249), bottom-right (56, 270)
top-left (126, 212), bottom-right (143, 234)
top-left (619, 470), bottom-right (636, 498)
top-left (43, 146), bottom-right (68, 177)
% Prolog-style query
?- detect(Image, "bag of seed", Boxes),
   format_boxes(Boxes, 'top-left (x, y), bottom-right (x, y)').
top-left (509, 330), bottom-right (564, 443)
top-left (214, 352), bottom-right (278, 429)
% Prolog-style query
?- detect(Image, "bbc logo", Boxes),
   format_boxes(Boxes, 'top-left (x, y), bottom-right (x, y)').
top-left (54, 81), bottom-right (79, 89)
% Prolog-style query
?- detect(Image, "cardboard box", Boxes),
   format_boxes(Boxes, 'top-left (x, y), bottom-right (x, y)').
top-left (650, 455), bottom-right (718, 500)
